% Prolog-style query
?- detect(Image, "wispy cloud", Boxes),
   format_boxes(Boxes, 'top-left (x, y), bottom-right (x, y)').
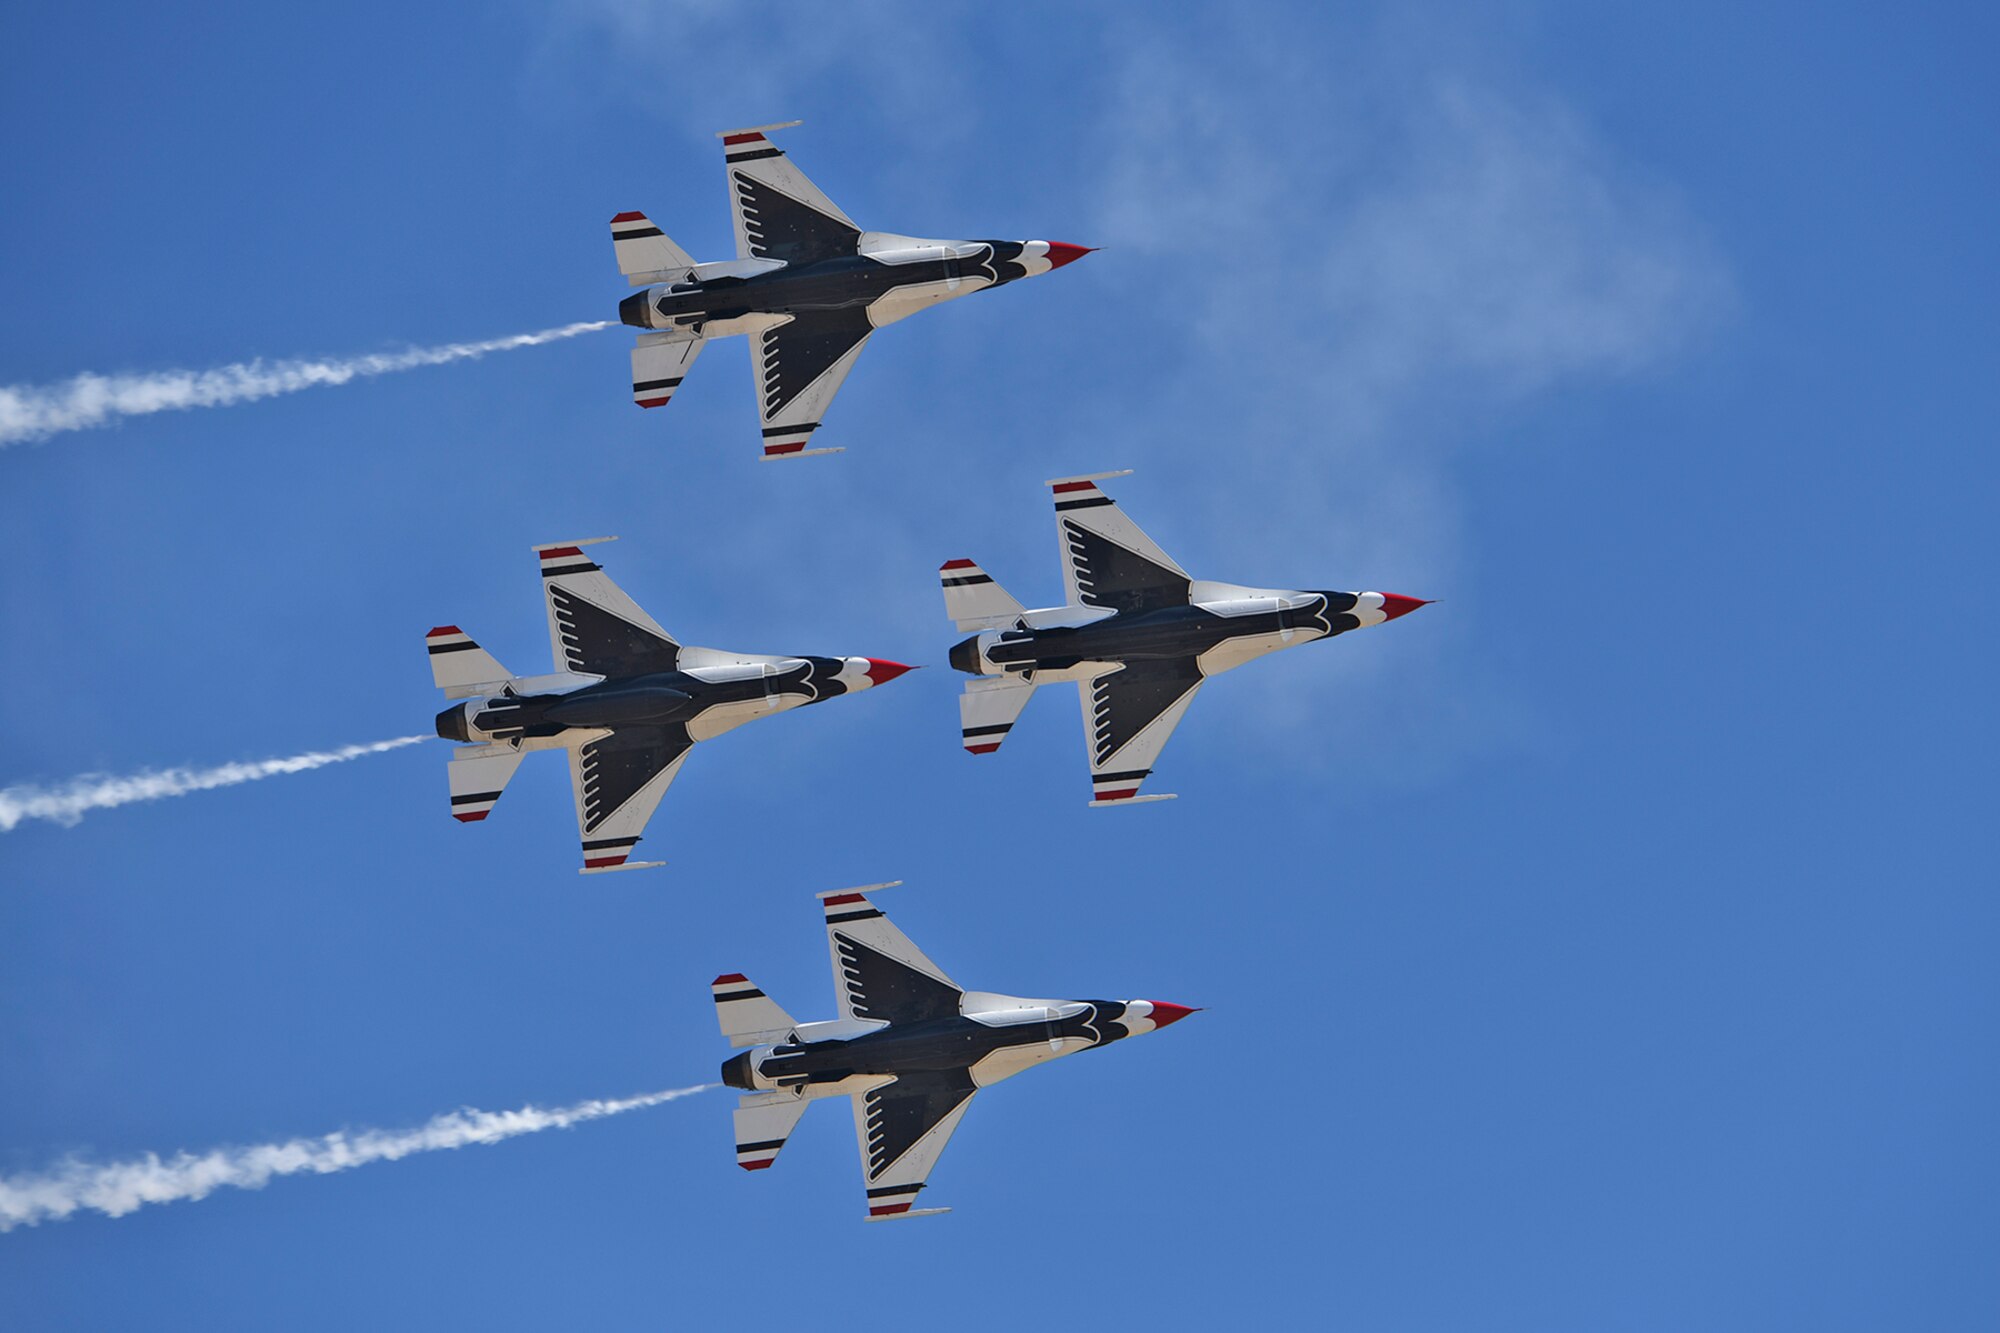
top-left (0, 736), bottom-right (428, 832)
top-left (0, 321), bottom-right (612, 449)
top-left (0, 1084), bottom-right (714, 1231)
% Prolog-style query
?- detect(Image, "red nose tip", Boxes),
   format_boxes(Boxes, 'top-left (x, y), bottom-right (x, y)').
top-left (1043, 242), bottom-right (1095, 270)
top-left (1146, 1002), bottom-right (1198, 1029)
top-left (864, 659), bottom-right (916, 685)
top-left (1379, 594), bottom-right (1430, 622)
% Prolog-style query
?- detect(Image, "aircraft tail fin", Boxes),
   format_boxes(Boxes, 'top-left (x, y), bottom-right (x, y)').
top-left (959, 676), bottom-right (1038, 755)
top-left (732, 1092), bottom-right (810, 1172)
top-left (446, 743), bottom-right (524, 823)
top-left (630, 330), bottom-right (706, 410)
top-left (939, 559), bottom-right (1025, 632)
top-left (610, 211), bottom-right (696, 285)
top-left (426, 626), bottom-right (513, 698)
top-left (712, 974), bottom-right (798, 1049)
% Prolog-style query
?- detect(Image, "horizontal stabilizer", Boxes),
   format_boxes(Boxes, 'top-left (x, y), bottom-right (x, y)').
top-left (446, 743), bottom-right (524, 823)
top-left (712, 973), bottom-right (798, 1048)
top-left (426, 626), bottom-right (512, 698)
top-left (610, 211), bottom-right (695, 285)
top-left (631, 331), bottom-right (705, 409)
top-left (939, 559), bottom-right (1024, 631)
top-left (734, 1094), bottom-right (810, 1172)
top-left (959, 676), bottom-right (1037, 755)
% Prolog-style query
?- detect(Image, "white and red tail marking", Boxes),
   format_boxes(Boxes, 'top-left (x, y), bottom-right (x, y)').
top-left (426, 625), bottom-right (512, 698)
top-left (940, 558), bottom-right (1025, 632)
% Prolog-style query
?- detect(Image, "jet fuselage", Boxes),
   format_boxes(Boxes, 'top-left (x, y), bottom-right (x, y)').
top-left (950, 592), bottom-right (1386, 676)
top-left (721, 998), bottom-right (1191, 1094)
top-left (435, 655), bottom-right (894, 745)
top-left (619, 240), bottom-right (1067, 332)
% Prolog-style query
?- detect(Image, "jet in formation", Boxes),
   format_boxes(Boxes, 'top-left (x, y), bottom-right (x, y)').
top-left (428, 538), bottom-right (912, 873)
top-left (714, 882), bottom-right (1194, 1220)
top-left (611, 121), bottom-right (1093, 459)
top-left (941, 472), bottom-right (1430, 804)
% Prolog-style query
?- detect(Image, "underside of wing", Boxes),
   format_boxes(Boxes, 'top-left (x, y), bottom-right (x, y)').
top-left (1079, 658), bottom-right (1204, 805)
top-left (851, 1071), bottom-right (977, 1220)
top-left (537, 540), bottom-right (681, 678)
top-left (821, 888), bottom-right (961, 1025)
top-left (1049, 474), bottom-right (1191, 614)
top-left (722, 124), bottom-right (861, 266)
top-left (565, 725), bottom-right (692, 872)
top-left (753, 309), bottom-right (873, 458)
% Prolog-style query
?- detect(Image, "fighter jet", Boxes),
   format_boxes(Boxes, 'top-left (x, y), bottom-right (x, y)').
top-left (714, 881), bottom-right (1194, 1220)
top-left (941, 472), bottom-right (1430, 805)
top-left (428, 538), bottom-right (913, 872)
top-left (611, 120), bottom-right (1093, 459)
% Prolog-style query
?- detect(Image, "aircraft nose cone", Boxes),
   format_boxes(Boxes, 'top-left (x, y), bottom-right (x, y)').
top-left (864, 658), bottom-right (916, 686)
top-left (1146, 1001), bottom-right (1199, 1029)
top-left (1042, 242), bottom-right (1095, 270)
top-left (1379, 594), bottom-right (1430, 621)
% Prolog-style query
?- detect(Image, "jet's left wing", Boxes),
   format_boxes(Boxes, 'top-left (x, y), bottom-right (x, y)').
top-left (1048, 472), bottom-right (1192, 615)
top-left (535, 539), bottom-right (681, 678)
top-left (850, 1070), bottom-right (976, 1221)
top-left (720, 122), bottom-right (862, 266)
top-left (819, 885), bottom-right (962, 1025)
top-left (752, 309), bottom-right (873, 459)
top-left (1078, 657), bottom-right (1204, 806)
top-left (565, 725), bottom-right (692, 873)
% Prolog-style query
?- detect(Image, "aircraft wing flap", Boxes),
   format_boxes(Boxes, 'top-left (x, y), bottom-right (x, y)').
top-left (821, 886), bottom-right (961, 1025)
top-left (1048, 473), bottom-right (1192, 614)
top-left (535, 539), bottom-right (681, 678)
top-left (733, 1093), bottom-right (809, 1172)
top-left (850, 1071), bottom-right (976, 1220)
top-left (565, 725), bottom-right (692, 873)
top-left (753, 310), bottom-right (873, 459)
top-left (1078, 658), bottom-right (1204, 805)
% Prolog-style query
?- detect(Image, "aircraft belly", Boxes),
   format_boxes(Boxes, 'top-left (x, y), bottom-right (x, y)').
top-left (1196, 629), bottom-right (1299, 676)
top-left (868, 278), bottom-right (985, 329)
top-left (969, 1039), bottom-right (1066, 1087)
top-left (685, 695), bottom-right (782, 741)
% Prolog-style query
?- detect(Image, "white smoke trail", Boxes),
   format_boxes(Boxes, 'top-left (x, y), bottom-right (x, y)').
top-left (0, 1084), bottom-right (715, 1231)
top-left (0, 320), bottom-right (613, 448)
top-left (0, 736), bottom-right (429, 832)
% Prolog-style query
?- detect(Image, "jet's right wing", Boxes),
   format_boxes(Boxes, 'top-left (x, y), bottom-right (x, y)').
top-left (1078, 657), bottom-right (1205, 806)
top-left (535, 539), bottom-right (681, 678)
top-left (565, 725), bottom-right (693, 873)
top-left (720, 122), bottom-right (862, 266)
top-left (1048, 472), bottom-right (1192, 615)
top-left (819, 885), bottom-right (962, 1025)
top-left (850, 1070), bottom-right (975, 1220)
top-left (752, 309), bottom-right (873, 459)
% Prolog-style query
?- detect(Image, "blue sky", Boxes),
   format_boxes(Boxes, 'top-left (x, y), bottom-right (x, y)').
top-left (2, 1), bottom-right (1995, 1327)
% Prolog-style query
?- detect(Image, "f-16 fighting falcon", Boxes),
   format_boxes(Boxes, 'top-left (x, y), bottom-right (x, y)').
top-left (428, 538), bottom-right (913, 873)
top-left (941, 472), bottom-right (1430, 805)
top-left (714, 882), bottom-right (1195, 1220)
top-left (611, 120), bottom-right (1092, 459)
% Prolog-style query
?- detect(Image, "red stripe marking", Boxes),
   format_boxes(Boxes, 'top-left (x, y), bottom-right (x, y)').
top-left (427, 625), bottom-right (462, 638)
top-left (822, 893), bottom-right (865, 907)
top-left (713, 973), bottom-right (747, 986)
top-left (453, 811), bottom-right (488, 822)
top-left (610, 211), bottom-right (646, 223)
top-left (722, 132), bottom-right (765, 145)
top-left (584, 855), bottom-right (627, 868)
top-left (869, 1203), bottom-right (912, 1216)
top-left (966, 743), bottom-right (1001, 755)
top-left (1094, 789), bottom-right (1138, 802)
top-left (1052, 481), bottom-right (1097, 494)
top-left (940, 559), bottom-right (976, 570)
top-left (636, 396), bottom-right (671, 408)
top-left (539, 546), bottom-right (583, 560)
top-left (739, 1158), bottom-right (774, 1171)
top-left (763, 442), bottom-right (806, 456)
